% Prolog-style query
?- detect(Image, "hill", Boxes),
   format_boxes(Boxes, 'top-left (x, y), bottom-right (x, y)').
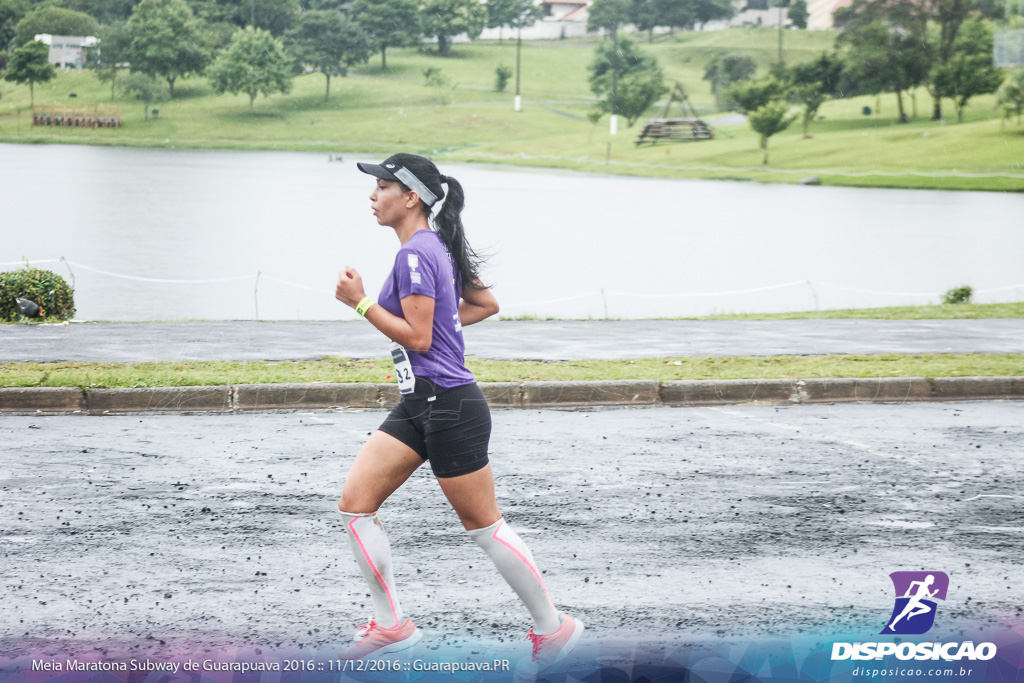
top-left (1, 29), bottom-right (1021, 191)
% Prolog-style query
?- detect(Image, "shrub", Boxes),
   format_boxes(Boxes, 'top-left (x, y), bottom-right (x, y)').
top-left (494, 64), bottom-right (512, 92)
top-left (0, 267), bottom-right (76, 322)
top-left (941, 285), bottom-right (973, 305)
top-left (422, 66), bottom-right (457, 104)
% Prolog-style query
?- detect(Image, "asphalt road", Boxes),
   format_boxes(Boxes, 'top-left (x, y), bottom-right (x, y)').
top-left (1, 401), bottom-right (1021, 666)
top-left (2, 319), bottom-right (1023, 362)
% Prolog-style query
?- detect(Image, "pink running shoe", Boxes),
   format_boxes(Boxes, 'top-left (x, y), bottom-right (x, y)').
top-left (338, 617), bottom-right (422, 660)
top-left (526, 613), bottom-right (584, 671)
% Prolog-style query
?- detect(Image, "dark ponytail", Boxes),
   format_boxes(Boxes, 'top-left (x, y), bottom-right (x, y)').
top-left (433, 174), bottom-right (487, 290)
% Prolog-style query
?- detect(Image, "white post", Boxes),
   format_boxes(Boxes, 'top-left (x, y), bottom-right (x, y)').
top-left (514, 95), bottom-right (521, 112)
top-left (610, 114), bottom-right (618, 135)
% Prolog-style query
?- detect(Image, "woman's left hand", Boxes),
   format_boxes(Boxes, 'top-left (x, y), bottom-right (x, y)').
top-left (335, 267), bottom-right (366, 308)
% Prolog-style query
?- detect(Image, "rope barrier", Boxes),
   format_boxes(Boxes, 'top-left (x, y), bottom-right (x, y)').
top-left (815, 282), bottom-right (940, 297)
top-left (62, 261), bottom-right (253, 284)
top-left (260, 273), bottom-right (332, 294)
top-left (3, 259), bottom-right (1022, 315)
top-left (0, 259), bottom-right (63, 267)
top-left (976, 283), bottom-right (1024, 293)
top-left (501, 292), bottom-right (600, 308)
top-left (606, 280), bottom-right (808, 298)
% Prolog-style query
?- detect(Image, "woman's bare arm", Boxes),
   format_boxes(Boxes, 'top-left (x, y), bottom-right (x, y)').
top-left (336, 267), bottom-right (435, 351)
top-left (365, 294), bottom-right (434, 351)
top-left (458, 279), bottom-right (499, 325)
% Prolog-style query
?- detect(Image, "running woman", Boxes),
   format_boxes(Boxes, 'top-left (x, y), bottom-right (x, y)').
top-left (333, 154), bottom-right (583, 670)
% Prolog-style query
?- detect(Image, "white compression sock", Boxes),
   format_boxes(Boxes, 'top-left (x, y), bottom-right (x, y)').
top-left (467, 518), bottom-right (561, 634)
top-left (339, 511), bottom-right (403, 629)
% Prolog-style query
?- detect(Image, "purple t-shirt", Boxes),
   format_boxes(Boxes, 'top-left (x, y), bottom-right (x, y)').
top-left (378, 230), bottom-right (475, 388)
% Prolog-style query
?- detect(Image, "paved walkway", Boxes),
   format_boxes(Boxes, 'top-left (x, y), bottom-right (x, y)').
top-left (1, 319), bottom-right (1021, 362)
top-left (1, 403), bottom-right (1021, 658)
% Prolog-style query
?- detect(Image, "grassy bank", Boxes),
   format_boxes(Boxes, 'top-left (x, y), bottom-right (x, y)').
top-left (497, 301), bottom-right (1024, 320)
top-left (1, 30), bottom-right (1021, 191)
top-left (2, 353), bottom-right (1021, 388)
top-left (4, 301), bottom-right (1020, 326)
top-left (694, 301), bottom-right (1024, 319)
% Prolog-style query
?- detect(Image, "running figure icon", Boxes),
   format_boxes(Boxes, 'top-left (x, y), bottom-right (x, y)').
top-left (881, 571), bottom-right (949, 635)
top-left (888, 575), bottom-right (938, 630)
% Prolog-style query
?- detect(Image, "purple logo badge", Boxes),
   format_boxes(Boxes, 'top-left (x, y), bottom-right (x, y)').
top-left (881, 571), bottom-right (949, 635)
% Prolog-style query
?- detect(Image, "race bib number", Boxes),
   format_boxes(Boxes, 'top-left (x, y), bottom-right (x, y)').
top-left (389, 342), bottom-right (416, 395)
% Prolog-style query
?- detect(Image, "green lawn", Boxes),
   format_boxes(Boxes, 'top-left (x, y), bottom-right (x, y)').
top-left (1, 29), bottom-right (1022, 190)
top-left (695, 301), bottom-right (1024, 319)
top-left (2, 352), bottom-right (1021, 388)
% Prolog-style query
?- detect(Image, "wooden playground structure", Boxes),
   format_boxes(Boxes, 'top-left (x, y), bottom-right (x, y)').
top-left (32, 104), bottom-right (121, 128)
top-left (635, 83), bottom-right (714, 145)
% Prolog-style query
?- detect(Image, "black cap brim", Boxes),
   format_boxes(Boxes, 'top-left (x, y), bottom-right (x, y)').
top-left (356, 161), bottom-right (398, 181)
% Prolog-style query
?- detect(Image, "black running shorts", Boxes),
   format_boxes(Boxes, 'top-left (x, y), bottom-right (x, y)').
top-left (377, 378), bottom-right (491, 479)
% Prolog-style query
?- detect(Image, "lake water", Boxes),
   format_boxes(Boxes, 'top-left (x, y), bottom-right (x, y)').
top-left (2, 143), bottom-right (1022, 321)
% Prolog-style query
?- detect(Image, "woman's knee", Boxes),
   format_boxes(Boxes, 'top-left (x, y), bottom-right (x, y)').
top-left (337, 486), bottom-right (378, 515)
top-left (456, 509), bottom-right (502, 531)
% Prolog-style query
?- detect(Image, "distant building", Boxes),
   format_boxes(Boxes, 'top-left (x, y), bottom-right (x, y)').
top-left (716, 0), bottom-right (841, 30)
top-left (33, 34), bottom-right (99, 69)
top-left (479, 0), bottom-right (591, 40)
top-left (806, 0), bottom-right (852, 29)
top-left (541, 0), bottom-right (587, 21)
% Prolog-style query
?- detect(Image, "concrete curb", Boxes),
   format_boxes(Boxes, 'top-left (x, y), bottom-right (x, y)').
top-left (1, 377), bottom-right (1022, 415)
top-left (85, 387), bottom-right (232, 415)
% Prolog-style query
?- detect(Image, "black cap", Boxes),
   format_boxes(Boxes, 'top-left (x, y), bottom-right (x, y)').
top-left (357, 153), bottom-right (445, 207)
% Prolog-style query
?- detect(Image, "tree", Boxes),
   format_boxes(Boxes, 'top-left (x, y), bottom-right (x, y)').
top-left (588, 0), bottom-right (631, 119)
top-left (788, 0), bottom-right (808, 28)
top-left (486, 0), bottom-right (541, 100)
top-left (285, 10), bottom-right (371, 102)
top-left (609, 70), bottom-right (669, 125)
top-left (996, 69), bottom-right (1024, 125)
top-left (126, 0), bottom-right (209, 97)
top-left (209, 26), bottom-right (292, 113)
top-left (837, 0), bottom-right (932, 123)
top-left (630, 0), bottom-right (661, 41)
top-left (727, 75), bottom-right (788, 113)
top-left (188, 0), bottom-right (300, 35)
top-left (924, 0), bottom-right (975, 120)
top-left (421, 0), bottom-right (487, 57)
top-left (693, 0), bottom-right (736, 28)
top-left (487, 0), bottom-right (527, 39)
top-left (61, 0), bottom-right (136, 25)
top-left (589, 35), bottom-right (667, 124)
top-left (656, 0), bottom-right (697, 32)
top-left (350, 0), bottom-right (421, 70)
top-left (245, 0), bottom-right (300, 35)
top-left (122, 71), bottom-right (168, 119)
top-left (0, 0), bottom-right (28, 52)
top-left (790, 51), bottom-right (844, 134)
top-left (931, 16), bottom-right (1004, 122)
top-left (91, 21), bottom-right (131, 100)
top-left (13, 6), bottom-right (99, 47)
top-left (748, 100), bottom-right (795, 164)
top-left (3, 40), bottom-right (55, 108)
top-left (704, 53), bottom-right (757, 110)
top-left (588, 0), bottom-right (631, 36)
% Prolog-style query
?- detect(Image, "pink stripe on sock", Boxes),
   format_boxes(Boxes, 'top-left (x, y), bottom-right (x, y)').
top-left (348, 516), bottom-right (401, 630)
top-left (491, 520), bottom-right (554, 606)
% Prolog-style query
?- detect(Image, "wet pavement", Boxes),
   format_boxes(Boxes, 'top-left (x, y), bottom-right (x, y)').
top-left (2, 319), bottom-right (1023, 362)
top-left (1, 401), bottom-right (1021, 659)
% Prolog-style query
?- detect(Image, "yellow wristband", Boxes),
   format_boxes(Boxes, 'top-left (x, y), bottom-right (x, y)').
top-left (355, 297), bottom-right (375, 317)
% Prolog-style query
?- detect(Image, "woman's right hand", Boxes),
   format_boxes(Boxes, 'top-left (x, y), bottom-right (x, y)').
top-left (335, 267), bottom-right (366, 308)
